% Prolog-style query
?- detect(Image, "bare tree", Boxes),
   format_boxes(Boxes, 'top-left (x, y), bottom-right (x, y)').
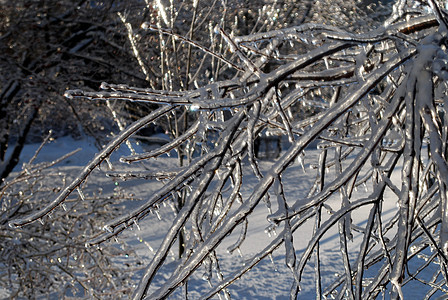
top-left (10, 0), bottom-right (448, 299)
top-left (0, 134), bottom-right (144, 298)
top-left (0, 0), bottom-right (156, 184)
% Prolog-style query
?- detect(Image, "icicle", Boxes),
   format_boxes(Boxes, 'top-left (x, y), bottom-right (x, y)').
top-left (214, 205), bottom-right (222, 216)
top-left (227, 218), bottom-right (248, 254)
top-left (236, 247), bottom-right (243, 258)
top-left (76, 187), bottom-right (86, 201)
top-left (265, 224), bottom-right (277, 237)
top-left (268, 253), bottom-right (278, 272)
top-left (105, 157), bottom-right (113, 170)
top-left (324, 57), bottom-right (330, 69)
top-left (297, 152), bottom-right (306, 173)
top-left (262, 195), bottom-right (271, 213)
top-left (153, 208), bottom-right (162, 220)
top-left (144, 240), bottom-right (154, 253)
top-left (202, 270), bottom-right (211, 282)
top-left (133, 219), bottom-right (141, 231)
top-left (103, 225), bottom-right (113, 233)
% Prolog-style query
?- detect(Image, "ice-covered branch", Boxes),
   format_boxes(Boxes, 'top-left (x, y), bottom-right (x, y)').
top-left (20, 4), bottom-right (448, 298)
top-left (9, 105), bottom-right (175, 227)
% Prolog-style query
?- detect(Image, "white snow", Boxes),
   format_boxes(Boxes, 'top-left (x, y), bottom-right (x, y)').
top-left (4, 136), bottom-right (442, 299)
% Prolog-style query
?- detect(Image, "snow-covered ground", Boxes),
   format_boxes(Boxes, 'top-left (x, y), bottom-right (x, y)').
top-left (5, 136), bottom-right (444, 299)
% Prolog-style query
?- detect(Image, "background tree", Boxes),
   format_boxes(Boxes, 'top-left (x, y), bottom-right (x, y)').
top-left (0, 136), bottom-right (145, 298)
top-left (11, 0), bottom-right (448, 298)
top-left (14, 0), bottom-right (448, 299)
top-left (0, 0), bottom-right (351, 297)
top-left (0, 0), bottom-right (153, 184)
